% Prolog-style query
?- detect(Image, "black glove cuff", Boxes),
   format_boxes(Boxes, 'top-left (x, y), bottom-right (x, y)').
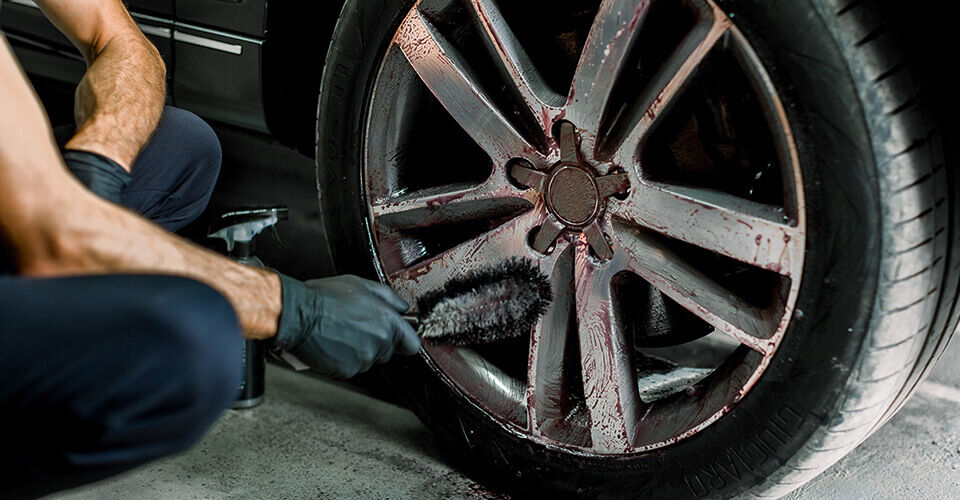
top-left (62, 150), bottom-right (132, 203)
top-left (273, 273), bottom-right (314, 352)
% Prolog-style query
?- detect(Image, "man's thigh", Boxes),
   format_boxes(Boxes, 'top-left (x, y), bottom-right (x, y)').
top-left (0, 274), bottom-right (241, 498)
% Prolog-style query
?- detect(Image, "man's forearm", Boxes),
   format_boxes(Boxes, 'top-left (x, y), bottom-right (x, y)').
top-left (65, 33), bottom-right (166, 171)
top-left (16, 189), bottom-right (283, 339)
top-left (2, 27), bottom-right (275, 338)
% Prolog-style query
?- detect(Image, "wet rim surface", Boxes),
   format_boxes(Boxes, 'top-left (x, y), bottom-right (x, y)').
top-left (362, 0), bottom-right (806, 455)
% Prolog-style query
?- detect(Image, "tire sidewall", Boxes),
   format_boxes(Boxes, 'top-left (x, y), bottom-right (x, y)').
top-left (316, 0), bottom-right (882, 497)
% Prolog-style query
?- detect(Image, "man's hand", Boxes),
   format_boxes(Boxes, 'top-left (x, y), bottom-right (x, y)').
top-left (273, 274), bottom-right (421, 379)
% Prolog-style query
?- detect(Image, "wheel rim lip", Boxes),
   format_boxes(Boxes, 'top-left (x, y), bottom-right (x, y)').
top-left (359, 0), bottom-right (807, 456)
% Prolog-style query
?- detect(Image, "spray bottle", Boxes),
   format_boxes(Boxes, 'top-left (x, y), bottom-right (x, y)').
top-left (208, 206), bottom-right (289, 409)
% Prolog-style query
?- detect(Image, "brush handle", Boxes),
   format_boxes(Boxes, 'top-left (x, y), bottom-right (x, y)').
top-left (402, 313), bottom-right (420, 327)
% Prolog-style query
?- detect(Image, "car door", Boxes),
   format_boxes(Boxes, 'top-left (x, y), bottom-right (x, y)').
top-left (172, 0), bottom-right (269, 133)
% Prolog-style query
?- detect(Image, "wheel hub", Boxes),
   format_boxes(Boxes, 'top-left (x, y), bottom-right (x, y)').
top-left (546, 165), bottom-right (600, 227)
top-left (510, 121), bottom-right (629, 259)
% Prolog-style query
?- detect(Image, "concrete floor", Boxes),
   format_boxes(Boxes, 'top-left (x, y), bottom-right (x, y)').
top-left (53, 365), bottom-right (485, 499)
top-left (51, 340), bottom-right (960, 499)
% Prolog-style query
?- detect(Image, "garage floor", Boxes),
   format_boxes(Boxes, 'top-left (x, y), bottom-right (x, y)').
top-left (48, 339), bottom-right (960, 499)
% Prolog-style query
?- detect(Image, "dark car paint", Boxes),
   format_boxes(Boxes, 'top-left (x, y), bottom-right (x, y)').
top-left (1, 0), bottom-right (345, 154)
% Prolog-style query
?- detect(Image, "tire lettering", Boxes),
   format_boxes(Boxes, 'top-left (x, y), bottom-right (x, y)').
top-left (712, 452), bottom-right (743, 480)
top-left (683, 404), bottom-right (805, 497)
top-left (684, 474), bottom-right (709, 497)
top-left (736, 439), bottom-right (768, 468)
top-left (330, 64), bottom-right (350, 103)
top-left (699, 467), bottom-right (727, 490)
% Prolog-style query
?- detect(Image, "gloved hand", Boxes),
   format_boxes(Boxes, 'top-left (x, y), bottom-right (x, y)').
top-left (62, 149), bottom-right (131, 204)
top-left (272, 273), bottom-right (421, 378)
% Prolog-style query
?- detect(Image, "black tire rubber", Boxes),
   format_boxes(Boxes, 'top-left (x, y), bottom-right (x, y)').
top-left (315, 0), bottom-right (957, 497)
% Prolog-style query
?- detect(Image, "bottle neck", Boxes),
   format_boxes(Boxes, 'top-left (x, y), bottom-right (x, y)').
top-left (230, 240), bottom-right (254, 259)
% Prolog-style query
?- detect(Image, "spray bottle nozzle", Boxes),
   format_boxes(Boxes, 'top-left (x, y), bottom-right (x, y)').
top-left (208, 206), bottom-right (289, 256)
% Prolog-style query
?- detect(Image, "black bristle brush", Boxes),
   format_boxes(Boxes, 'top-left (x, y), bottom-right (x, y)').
top-left (403, 258), bottom-right (553, 345)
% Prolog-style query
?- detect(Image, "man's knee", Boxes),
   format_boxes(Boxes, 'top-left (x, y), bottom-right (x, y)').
top-left (158, 106), bottom-right (222, 175)
top-left (127, 107), bottom-right (222, 231)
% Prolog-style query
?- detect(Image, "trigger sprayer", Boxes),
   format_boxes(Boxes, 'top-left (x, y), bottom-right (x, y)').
top-left (209, 206), bottom-right (288, 409)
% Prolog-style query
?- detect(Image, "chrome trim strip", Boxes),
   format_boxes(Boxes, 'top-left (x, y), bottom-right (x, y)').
top-left (174, 22), bottom-right (262, 45)
top-left (130, 13), bottom-right (169, 25)
top-left (7, 0), bottom-right (39, 8)
top-left (3, 1), bottom-right (259, 56)
top-left (138, 25), bottom-right (171, 38)
top-left (173, 31), bottom-right (242, 55)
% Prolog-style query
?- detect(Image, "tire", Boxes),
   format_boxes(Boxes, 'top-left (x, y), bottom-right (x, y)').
top-left (315, 0), bottom-right (958, 497)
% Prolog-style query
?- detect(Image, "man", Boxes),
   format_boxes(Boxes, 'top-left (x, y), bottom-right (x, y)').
top-left (0, 1), bottom-right (420, 497)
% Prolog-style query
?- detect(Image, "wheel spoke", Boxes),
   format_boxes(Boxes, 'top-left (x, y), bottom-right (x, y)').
top-left (396, 7), bottom-right (542, 164)
top-left (612, 226), bottom-right (777, 354)
top-left (389, 210), bottom-right (542, 302)
top-left (611, 8), bottom-right (730, 163)
top-left (466, 0), bottom-right (565, 133)
top-left (429, 344), bottom-right (528, 426)
top-left (611, 182), bottom-right (801, 277)
top-left (566, 0), bottom-right (655, 159)
top-left (526, 247), bottom-right (588, 442)
top-left (574, 242), bottom-right (642, 452)
top-left (632, 349), bottom-right (763, 448)
top-left (372, 173), bottom-right (535, 230)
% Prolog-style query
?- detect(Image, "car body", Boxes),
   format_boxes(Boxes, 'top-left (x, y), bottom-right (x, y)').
top-left (2, 0), bottom-right (344, 153)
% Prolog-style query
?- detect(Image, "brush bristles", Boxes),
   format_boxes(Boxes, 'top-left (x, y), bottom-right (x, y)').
top-left (417, 258), bottom-right (552, 345)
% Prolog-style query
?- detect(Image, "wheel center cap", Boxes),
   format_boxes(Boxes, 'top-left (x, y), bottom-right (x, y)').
top-left (507, 121), bottom-right (630, 260)
top-left (546, 165), bottom-right (600, 228)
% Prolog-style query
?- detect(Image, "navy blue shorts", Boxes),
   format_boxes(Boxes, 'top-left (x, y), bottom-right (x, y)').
top-left (1, 107), bottom-right (242, 498)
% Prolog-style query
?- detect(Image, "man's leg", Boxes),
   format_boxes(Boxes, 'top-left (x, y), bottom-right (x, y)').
top-left (0, 274), bottom-right (242, 498)
top-left (122, 107), bottom-right (222, 231)
top-left (55, 106), bottom-right (222, 232)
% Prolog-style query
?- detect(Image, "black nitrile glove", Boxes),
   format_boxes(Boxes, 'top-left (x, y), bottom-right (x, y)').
top-left (62, 150), bottom-right (131, 204)
top-left (273, 273), bottom-right (421, 379)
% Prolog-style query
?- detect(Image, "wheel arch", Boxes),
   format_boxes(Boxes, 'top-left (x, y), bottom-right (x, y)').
top-left (262, 0), bottom-right (348, 155)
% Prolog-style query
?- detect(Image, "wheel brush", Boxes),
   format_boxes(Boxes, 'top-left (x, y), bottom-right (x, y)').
top-left (403, 258), bottom-right (553, 345)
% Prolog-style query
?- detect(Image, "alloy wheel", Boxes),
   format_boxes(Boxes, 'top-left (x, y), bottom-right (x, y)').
top-left (363, 0), bottom-right (806, 454)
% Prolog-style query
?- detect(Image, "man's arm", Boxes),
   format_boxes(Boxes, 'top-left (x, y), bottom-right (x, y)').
top-left (36, 0), bottom-right (165, 172)
top-left (0, 36), bottom-right (280, 338)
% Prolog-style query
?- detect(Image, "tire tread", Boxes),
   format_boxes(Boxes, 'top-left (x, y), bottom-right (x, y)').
top-left (748, 0), bottom-right (956, 496)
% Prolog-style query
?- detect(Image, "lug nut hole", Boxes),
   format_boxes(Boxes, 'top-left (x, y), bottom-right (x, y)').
top-left (527, 225), bottom-right (556, 255)
top-left (587, 231), bottom-right (614, 262)
top-left (609, 167), bottom-right (630, 201)
top-left (552, 120), bottom-right (574, 142)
